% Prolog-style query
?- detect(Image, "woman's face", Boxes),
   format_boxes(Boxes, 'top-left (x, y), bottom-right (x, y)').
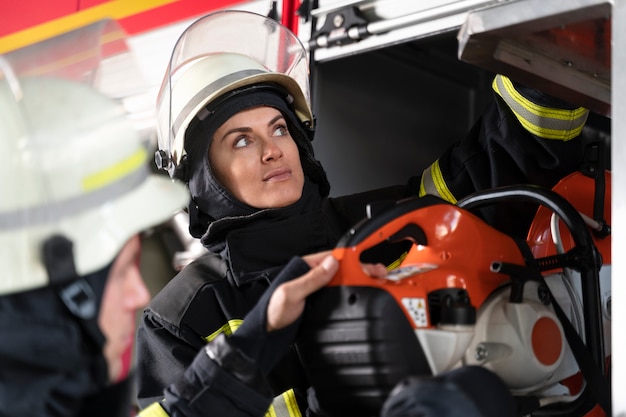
top-left (99, 235), bottom-right (151, 383)
top-left (209, 106), bottom-right (305, 208)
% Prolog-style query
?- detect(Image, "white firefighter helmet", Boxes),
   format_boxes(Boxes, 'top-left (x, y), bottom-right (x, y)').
top-left (155, 9), bottom-right (313, 177)
top-left (0, 60), bottom-right (189, 295)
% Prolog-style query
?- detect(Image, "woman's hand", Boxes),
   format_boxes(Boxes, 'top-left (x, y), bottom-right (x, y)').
top-left (266, 251), bottom-right (338, 331)
top-left (266, 252), bottom-right (388, 331)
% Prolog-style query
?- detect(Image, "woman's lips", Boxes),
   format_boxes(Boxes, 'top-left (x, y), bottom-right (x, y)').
top-left (264, 168), bottom-right (292, 182)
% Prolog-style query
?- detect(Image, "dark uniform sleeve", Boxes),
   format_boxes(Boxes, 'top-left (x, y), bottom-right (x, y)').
top-left (135, 310), bottom-right (204, 408)
top-left (137, 257), bottom-right (311, 417)
top-left (135, 254), bottom-right (231, 409)
top-left (138, 334), bottom-right (274, 417)
top-left (419, 74), bottom-right (589, 237)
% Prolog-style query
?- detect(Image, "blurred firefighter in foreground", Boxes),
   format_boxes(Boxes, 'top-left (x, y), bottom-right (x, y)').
top-left (0, 60), bottom-right (188, 414)
top-left (135, 9), bottom-right (595, 417)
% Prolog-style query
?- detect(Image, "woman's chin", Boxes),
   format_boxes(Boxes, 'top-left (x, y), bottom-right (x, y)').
top-left (262, 190), bottom-right (303, 208)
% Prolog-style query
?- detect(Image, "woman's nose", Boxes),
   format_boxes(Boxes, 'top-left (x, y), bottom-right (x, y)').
top-left (262, 138), bottom-right (283, 162)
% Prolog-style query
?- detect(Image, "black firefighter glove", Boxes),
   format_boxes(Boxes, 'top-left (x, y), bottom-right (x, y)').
top-left (228, 256), bottom-right (311, 375)
top-left (162, 257), bottom-right (311, 416)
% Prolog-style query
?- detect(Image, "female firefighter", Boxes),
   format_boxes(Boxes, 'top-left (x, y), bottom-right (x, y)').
top-left (135, 9), bottom-right (590, 417)
top-left (0, 53), bottom-right (345, 417)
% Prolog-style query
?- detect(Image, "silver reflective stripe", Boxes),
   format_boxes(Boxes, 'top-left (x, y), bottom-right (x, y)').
top-left (0, 164), bottom-right (148, 230)
top-left (492, 74), bottom-right (589, 141)
top-left (419, 159), bottom-right (457, 204)
top-left (173, 69), bottom-right (266, 135)
top-left (265, 389), bottom-right (302, 417)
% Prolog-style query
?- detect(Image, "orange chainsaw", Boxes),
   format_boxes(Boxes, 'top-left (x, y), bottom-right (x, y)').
top-left (296, 174), bottom-right (611, 417)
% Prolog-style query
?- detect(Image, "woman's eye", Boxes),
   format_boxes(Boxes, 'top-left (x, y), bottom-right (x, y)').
top-left (273, 125), bottom-right (289, 137)
top-left (233, 137), bottom-right (250, 148)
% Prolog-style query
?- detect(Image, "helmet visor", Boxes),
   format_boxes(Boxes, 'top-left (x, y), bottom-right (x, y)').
top-left (156, 10), bottom-right (311, 173)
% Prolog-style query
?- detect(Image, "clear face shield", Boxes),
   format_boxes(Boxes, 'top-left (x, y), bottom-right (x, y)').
top-left (155, 10), bottom-right (313, 177)
top-left (0, 20), bottom-right (187, 295)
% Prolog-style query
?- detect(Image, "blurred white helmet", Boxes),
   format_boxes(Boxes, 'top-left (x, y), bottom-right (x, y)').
top-left (155, 10), bottom-right (313, 177)
top-left (0, 29), bottom-right (189, 295)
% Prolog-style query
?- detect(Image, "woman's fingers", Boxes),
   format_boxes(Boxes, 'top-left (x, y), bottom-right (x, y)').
top-left (265, 253), bottom-right (389, 332)
top-left (301, 250), bottom-right (334, 268)
top-left (266, 255), bottom-right (338, 331)
top-left (361, 262), bottom-right (388, 278)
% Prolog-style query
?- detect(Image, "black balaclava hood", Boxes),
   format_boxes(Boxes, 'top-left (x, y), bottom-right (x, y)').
top-left (0, 265), bottom-right (127, 416)
top-left (183, 84), bottom-right (330, 240)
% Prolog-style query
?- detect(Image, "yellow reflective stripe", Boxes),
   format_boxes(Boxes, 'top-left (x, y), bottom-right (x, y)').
top-left (387, 252), bottom-right (408, 270)
top-left (418, 177), bottom-right (426, 197)
top-left (82, 147), bottom-right (147, 191)
top-left (204, 319), bottom-right (243, 342)
top-left (419, 160), bottom-right (456, 204)
top-left (282, 389), bottom-right (302, 417)
top-left (492, 74), bottom-right (588, 141)
top-left (265, 389), bottom-right (302, 417)
top-left (138, 402), bottom-right (169, 417)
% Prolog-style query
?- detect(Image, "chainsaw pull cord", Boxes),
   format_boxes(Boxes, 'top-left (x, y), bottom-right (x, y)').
top-left (512, 238), bottom-right (612, 416)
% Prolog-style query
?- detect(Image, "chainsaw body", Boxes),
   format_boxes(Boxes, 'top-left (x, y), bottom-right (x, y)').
top-left (297, 174), bottom-right (610, 417)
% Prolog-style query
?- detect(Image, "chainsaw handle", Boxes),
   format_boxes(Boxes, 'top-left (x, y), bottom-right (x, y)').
top-left (335, 195), bottom-right (447, 249)
top-left (329, 196), bottom-right (449, 286)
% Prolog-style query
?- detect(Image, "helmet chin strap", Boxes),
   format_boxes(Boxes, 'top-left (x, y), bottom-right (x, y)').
top-left (42, 234), bottom-right (109, 385)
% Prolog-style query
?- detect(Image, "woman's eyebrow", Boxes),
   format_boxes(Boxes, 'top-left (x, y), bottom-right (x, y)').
top-left (217, 113), bottom-right (285, 142)
top-left (219, 126), bottom-right (250, 142)
top-left (268, 114), bottom-right (285, 126)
